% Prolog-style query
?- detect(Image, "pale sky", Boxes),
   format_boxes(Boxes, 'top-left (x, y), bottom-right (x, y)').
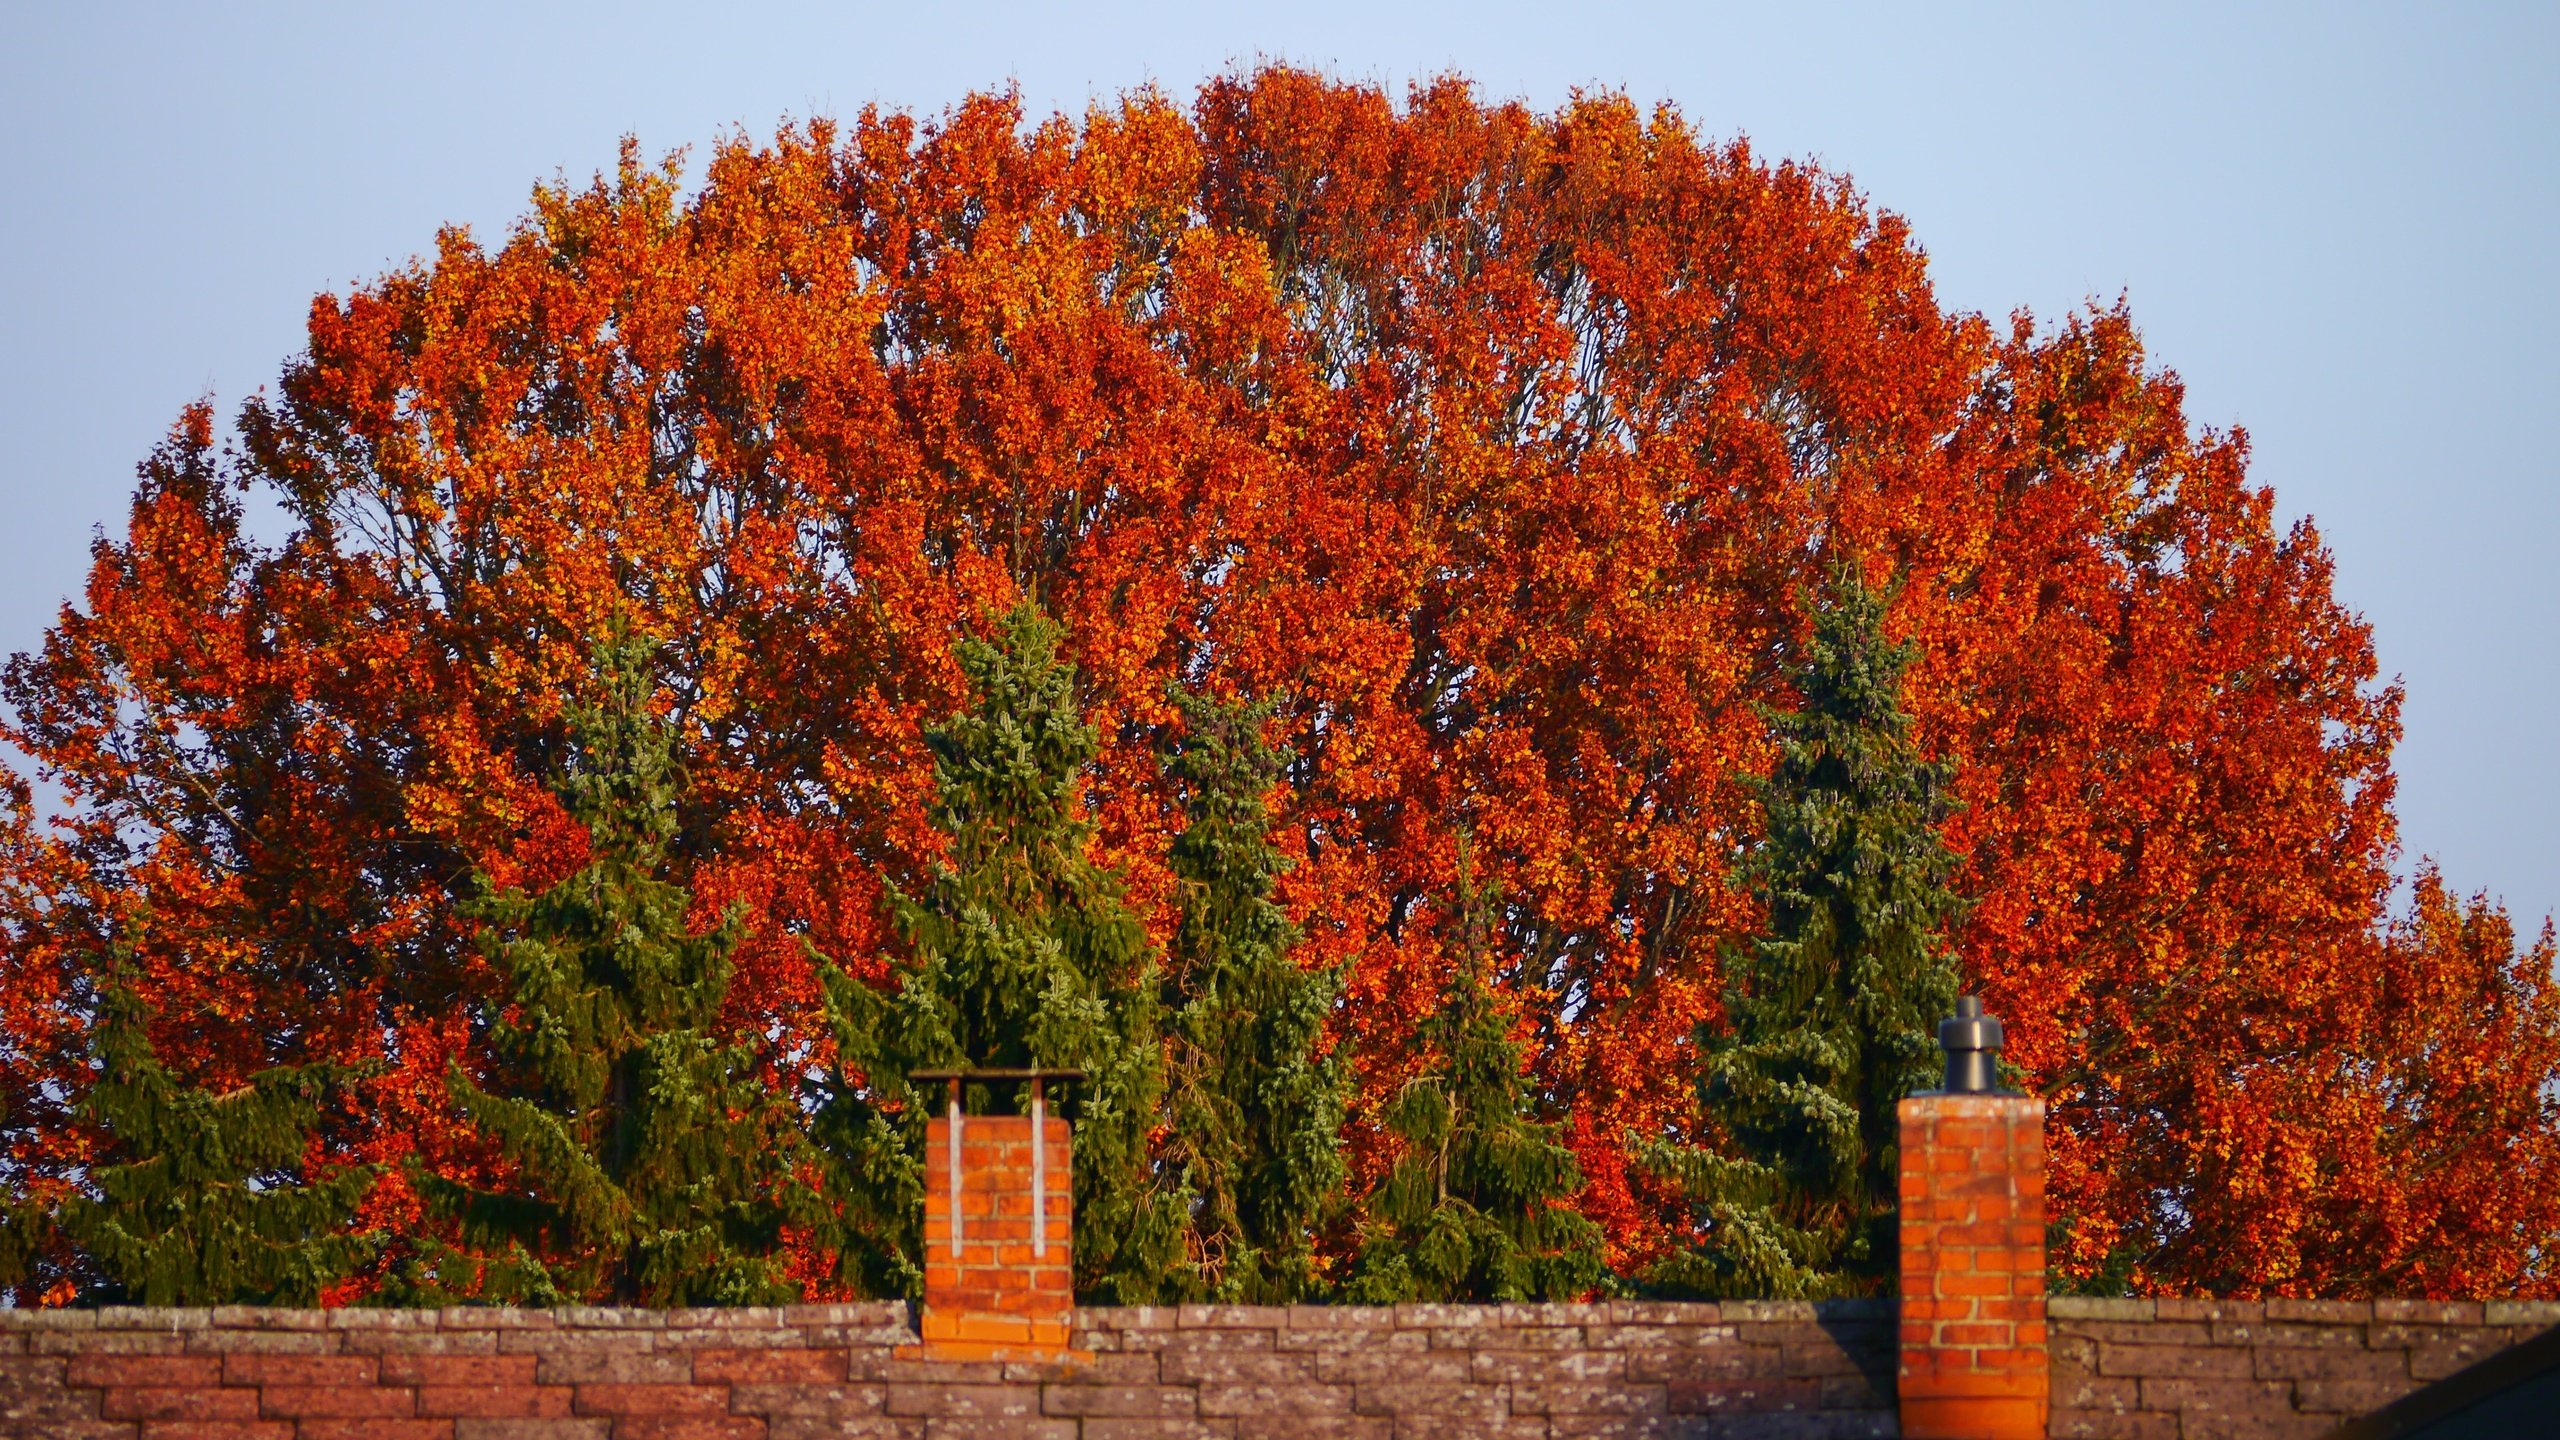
top-left (4, 2), bottom-right (2553, 924)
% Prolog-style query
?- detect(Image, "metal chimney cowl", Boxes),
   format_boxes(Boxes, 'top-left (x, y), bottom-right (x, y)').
top-left (1936, 994), bottom-right (2007, 1095)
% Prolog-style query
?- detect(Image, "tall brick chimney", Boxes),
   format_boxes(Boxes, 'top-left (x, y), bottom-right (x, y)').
top-left (911, 1069), bottom-right (1080, 1361)
top-left (1898, 997), bottom-right (2048, 1440)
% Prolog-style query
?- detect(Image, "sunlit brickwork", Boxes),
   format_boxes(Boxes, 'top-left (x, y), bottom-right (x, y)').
top-left (1899, 1091), bottom-right (2049, 1440)
top-left (918, 1110), bottom-right (1076, 1360)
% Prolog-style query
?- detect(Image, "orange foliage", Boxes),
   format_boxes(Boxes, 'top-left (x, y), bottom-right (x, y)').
top-left (4, 69), bottom-right (2554, 1299)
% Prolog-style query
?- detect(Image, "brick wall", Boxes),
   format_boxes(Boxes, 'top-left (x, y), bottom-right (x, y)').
top-left (1, 1298), bottom-right (2550, 1439)
top-left (0, 1300), bottom-right (1895, 1440)
top-left (2049, 1296), bottom-right (2560, 1439)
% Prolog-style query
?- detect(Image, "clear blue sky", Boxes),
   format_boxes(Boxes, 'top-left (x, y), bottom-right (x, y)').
top-left (5, 3), bottom-right (2554, 924)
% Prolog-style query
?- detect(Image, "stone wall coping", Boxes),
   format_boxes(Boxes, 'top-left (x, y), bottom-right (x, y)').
top-left (0, 1301), bottom-right (915, 1331)
top-left (0, 1297), bottom-right (1881, 1331)
top-left (4, 1296), bottom-right (2543, 1329)
top-left (2044, 1296), bottom-right (2560, 1324)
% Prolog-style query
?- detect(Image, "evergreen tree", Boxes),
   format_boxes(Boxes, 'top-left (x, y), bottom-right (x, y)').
top-left (403, 631), bottom-right (804, 1306)
top-left (1344, 840), bottom-right (1607, 1303)
top-left (1158, 688), bottom-right (1347, 1302)
top-left (0, 1185), bottom-right (33, 1302)
top-left (1643, 562), bottom-right (1964, 1298)
top-left (815, 603), bottom-right (1180, 1303)
top-left (0, 1090), bottom-right (39, 1300)
top-left (59, 967), bottom-right (376, 1305)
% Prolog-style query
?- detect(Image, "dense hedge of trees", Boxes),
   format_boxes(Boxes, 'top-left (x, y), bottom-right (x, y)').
top-left (4, 67), bottom-right (2557, 1306)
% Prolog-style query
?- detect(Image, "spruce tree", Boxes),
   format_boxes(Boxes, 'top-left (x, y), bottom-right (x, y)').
top-left (1643, 562), bottom-right (1964, 1298)
top-left (1344, 840), bottom-right (1606, 1303)
top-left (0, 1091), bottom-right (39, 1300)
top-left (1158, 687), bottom-right (1346, 1303)
top-left (815, 603), bottom-right (1180, 1303)
top-left (60, 969), bottom-right (376, 1305)
top-left (404, 631), bottom-right (804, 1306)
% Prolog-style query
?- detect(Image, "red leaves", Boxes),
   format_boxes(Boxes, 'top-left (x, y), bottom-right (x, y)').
top-left (1, 68), bottom-right (2549, 1301)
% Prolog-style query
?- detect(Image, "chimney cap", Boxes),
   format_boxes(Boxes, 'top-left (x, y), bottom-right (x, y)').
top-left (1936, 995), bottom-right (2010, 1095)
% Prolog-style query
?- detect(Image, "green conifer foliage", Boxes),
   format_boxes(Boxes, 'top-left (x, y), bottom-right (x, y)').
top-left (60, 971), bottom-right (376, 1305)
top-left (1345, 842), bottom-right (1607, 1303)
top-left (817, 603), bottom-right (1180, 1303)
top-left (1158, 688), bottom-right (1346, 1302)
top-left (1644, 562), bottom-right (1964, 1298)
top-left (410, 632), bottom-right (804, 1306)
top-left (0, 1087), bottom-right (39, 1298)
top-left (0, 1177), bottom-right (33, 1300)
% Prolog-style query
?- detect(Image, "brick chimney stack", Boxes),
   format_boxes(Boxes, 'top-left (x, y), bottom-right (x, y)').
top-left (911, 1070), bottom-right (1080, 1362)
top-left (1898, 997), bottom-right (2048, 1440)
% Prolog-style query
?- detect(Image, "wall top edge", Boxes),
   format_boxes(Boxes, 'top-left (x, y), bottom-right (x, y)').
top-left (3, 1296), bottom-right (2542, 1330)
top-left (0, 1298), bottom-right (1884, 1330)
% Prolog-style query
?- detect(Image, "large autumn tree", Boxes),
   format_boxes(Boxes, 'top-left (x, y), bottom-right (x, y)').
top-left (3, 67), bottom-right (2554, 1301)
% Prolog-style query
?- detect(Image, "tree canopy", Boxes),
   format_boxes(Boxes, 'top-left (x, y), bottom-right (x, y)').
top-left (2, 66), bottom-right (2554, 1302)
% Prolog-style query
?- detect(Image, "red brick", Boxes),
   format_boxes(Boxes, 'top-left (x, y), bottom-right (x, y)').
top-left (2412, 1333), bottom-right (2513, 1379)
top-left (2050, 1371), bottom-right (2140, 1412)
top-left (2048, 1407), bottom-right (2180, 1440)
top-left (691, 1348), bottom-right (846, 1385)
top-left (447, 1421), bottom-right (613, 1440)
top-left (1079, 1421), bottom-right (1230, 1440)
top-left (0, 1373), bottom-right (96, 1426)
top-left (1941, 1271), bottom-right (2017, 1299)
top-left (1900, 1096), bottom-right (2047, 1438)
top-left (922, 1420), bottom-right (1073, 1440)
top-left (260, 1382), bottom-right (419, 1417)
top-left (222, 1351), bottom-right (380, 1386)
top-left (604, 1420), bottom-right (766, 1440)
top-left (383, 1354), bottom-right (542, 1386)
top-left (138, 1424), bottom-right (296, 1440)
top-left (1512, 1381), bottom-right (1668, 1416)
top-left (1901, 1393), bottom-right (2044, 1440)
top-left (572, 1383), bottom-right (731, 1416)
top-left (67, 1353), bottom-right (223, 1386)
top-left (1902, 1361), bottom-right (2043, 1397)
top-left (2135, 1376), bottom-right (2294, 1414)
top-left (2097, 1344), bottom-right (2252, 1379)
top-left (1346, 1381), bottom-right (1507, 1419)
top-left (105, 1388), bottom-right (263, 1421)
top-left (299, 1422), bottom-right (456, 1440)
top-left (421, 1384), bottom-right (576, 1418)
top-left (2254, 1346), bottom-right (2404, 1381)
top-left (1664, 1376), bottom-right (1817, 1415)
top-left (2294, 1375), bottom-right (2417, 1415)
